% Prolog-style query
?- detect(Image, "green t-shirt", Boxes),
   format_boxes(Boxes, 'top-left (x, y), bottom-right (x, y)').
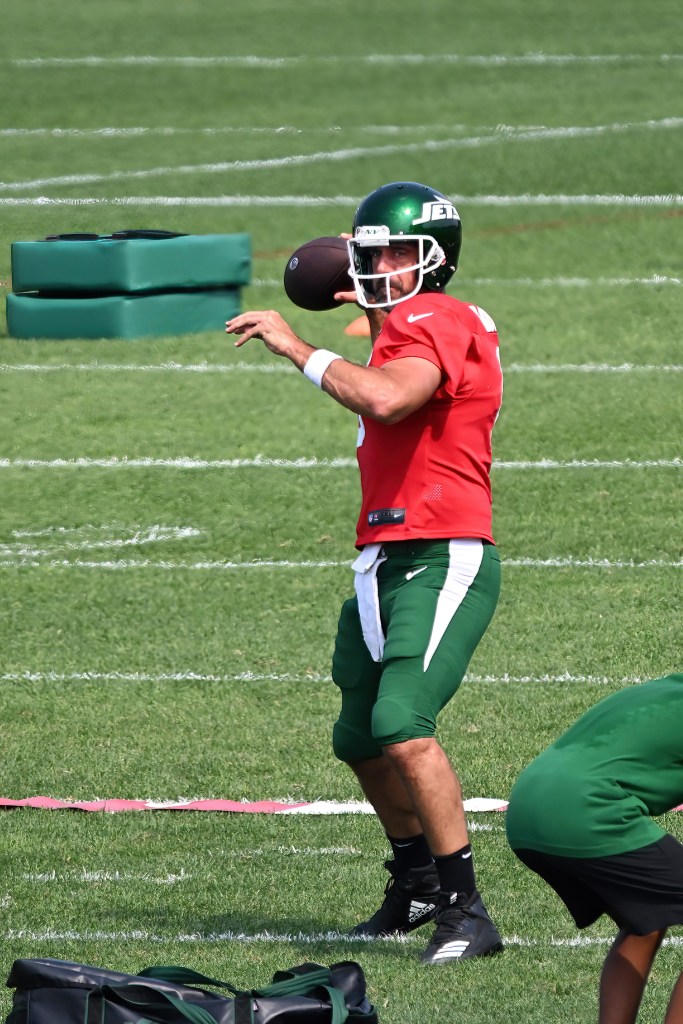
top-left (505, 674), bottom-right (683, 858)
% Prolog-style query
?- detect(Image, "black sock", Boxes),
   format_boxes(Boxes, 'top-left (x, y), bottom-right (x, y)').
top-left (387, 832), bottom-right (433, 873)
top-left (433, 845), bottom-right (476, 897)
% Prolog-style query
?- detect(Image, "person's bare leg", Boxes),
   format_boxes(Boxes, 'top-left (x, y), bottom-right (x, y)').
top-left (598, 928), bottom-right (665, 1024)
top-left (351, 737), bottom-right (468, 855)
top-left (350, 752), bottom-right (421, 838)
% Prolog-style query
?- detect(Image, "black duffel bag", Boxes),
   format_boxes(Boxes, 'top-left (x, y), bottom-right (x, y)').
top-left (4, 957), bottom-right (378, 1024)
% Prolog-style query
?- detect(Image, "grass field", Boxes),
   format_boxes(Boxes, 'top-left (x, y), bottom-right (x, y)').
top-left (1, 1), bottom-right (681, 1022)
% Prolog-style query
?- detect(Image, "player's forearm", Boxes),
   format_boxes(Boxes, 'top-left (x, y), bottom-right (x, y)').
top-left (318, 358), bottom-right (408, 423)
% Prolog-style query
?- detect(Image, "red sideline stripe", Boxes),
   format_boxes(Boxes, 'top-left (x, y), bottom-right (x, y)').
top-left (0, 796), bottom-right (308, 813)
top-left (0, 797), bottom-right (681, 814)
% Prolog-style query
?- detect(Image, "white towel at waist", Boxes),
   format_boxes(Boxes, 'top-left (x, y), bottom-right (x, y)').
top-left (351, 542), bottom-right (387, 663)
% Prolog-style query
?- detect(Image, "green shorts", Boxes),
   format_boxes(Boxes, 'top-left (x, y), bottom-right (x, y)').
top-left (331, 539), bottom-right (501, 763)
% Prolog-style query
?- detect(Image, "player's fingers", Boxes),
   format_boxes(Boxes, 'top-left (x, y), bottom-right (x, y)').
top-left (229, 325), bottom-right (259, 345)
top-left (333, 289), bottom-right (358, 304)
top-left (225, 310), bottom-right (269, 332)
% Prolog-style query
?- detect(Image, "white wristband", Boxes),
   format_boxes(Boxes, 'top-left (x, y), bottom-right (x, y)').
top-left (303, 349), bottom-right (343, 388)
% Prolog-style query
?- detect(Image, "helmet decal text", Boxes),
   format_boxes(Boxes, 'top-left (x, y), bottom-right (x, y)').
top-left (354, 225), bottom-right (390, 245)
top-left (412, 200), bottom-right (459, 226)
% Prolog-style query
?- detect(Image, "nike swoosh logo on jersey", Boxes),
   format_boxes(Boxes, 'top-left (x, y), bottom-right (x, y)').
top-left (407, 312), bottom-right (434, 323)
top-left (405, 566), bottom-right (428, 581)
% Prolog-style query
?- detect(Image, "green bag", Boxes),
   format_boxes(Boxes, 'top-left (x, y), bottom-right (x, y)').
top-left (4, 957), bottom-right (379, 1024)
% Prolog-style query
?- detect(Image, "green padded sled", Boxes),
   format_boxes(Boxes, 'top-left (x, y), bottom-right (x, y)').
top-left (11, 233), bottom-right (251, 294)
top-left (7, 288), bottom-right (241, 340)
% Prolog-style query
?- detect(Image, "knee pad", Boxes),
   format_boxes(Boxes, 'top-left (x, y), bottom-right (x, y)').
top-left (371, 695), bottom-right (433, 746)
top-left (332, 719), bottom-right (382, 764)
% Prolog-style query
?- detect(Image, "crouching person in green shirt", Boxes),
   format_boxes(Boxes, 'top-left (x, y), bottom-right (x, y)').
top-left (506, 672), bottom-right (683, 1024)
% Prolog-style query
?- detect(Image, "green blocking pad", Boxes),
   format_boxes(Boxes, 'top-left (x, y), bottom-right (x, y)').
top-left (11, 233), bottom-right (251, 294)
top-left (7, 288), bottom-right (241, 339)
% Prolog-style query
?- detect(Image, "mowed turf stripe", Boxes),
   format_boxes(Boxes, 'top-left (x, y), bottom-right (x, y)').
top-left (2, 118), bottom-right (679, 193)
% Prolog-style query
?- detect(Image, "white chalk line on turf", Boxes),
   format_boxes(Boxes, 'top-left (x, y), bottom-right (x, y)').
top-left (10, 53), bottom-right (683, 68)
top-left (2, 118), bottom-right (679, 193)
top-left (4, 927), bottom-right (683, 948)
top-left (1, 555), bottom-right (680, 570)
top-left (2, 361), bottom-right (681, 375)
top-left (1, 457), bottom-right (680, 470)
top-left (0, 525), bottom-right (198, 561)
top-left (1, 124), bottom-right (476, 137)
top-left (0, 122), bottom-right (630, 138)
top-left (254, 276), bottom-right (682, 288)
top-left (23, 869), bottom-right (191, 884)
top-left (3, 193), bottom-right (682, 207)
top-left (0, 672), bottom-right (650, 685)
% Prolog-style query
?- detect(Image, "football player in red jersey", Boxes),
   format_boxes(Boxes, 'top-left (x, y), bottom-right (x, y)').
top-left (227, 182), bottom-right (503, 964)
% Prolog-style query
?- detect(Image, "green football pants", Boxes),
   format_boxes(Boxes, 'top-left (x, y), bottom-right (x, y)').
top-left (331, 539), bottom-right (501, 762)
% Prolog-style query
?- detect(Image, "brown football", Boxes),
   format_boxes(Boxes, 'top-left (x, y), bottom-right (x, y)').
top-left (283, 236), bottom-right (354, 311)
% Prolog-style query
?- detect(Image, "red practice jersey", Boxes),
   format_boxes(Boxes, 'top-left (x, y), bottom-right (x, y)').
top-left (355, 291), bottom-right (502, 547)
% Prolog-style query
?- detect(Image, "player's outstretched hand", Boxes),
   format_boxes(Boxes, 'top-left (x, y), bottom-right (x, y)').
top-left (226, 309), bottom-right (301, 358)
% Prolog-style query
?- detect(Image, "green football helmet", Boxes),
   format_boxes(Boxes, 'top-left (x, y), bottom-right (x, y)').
top-left (348, 181), bottom-right (462, 308)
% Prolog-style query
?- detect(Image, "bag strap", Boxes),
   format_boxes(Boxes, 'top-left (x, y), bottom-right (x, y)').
top-left (99, 982), bottom-right (222, 1024)
top-left (255, 971), bottom-right (348, 1024)
top-left (137, 965), bottom-right (241, 994)
top-left (134, 965), bottom-right (348, 1024)
top-left (315, 985), bottom-right (348, 1024)
top-left (254, 965), bottom-right (334, 997)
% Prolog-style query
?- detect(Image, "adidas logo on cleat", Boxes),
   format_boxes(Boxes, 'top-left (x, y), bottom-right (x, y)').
top-left (408, 899), bottom-right (436, 924)
top-left (348, 860), bottom-right (440, 937)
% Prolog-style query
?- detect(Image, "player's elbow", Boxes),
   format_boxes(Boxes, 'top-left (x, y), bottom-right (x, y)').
top-left (365, 392), bottom-right (412, 424)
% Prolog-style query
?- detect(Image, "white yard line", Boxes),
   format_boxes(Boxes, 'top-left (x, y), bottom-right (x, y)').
top-left (505, 362), bottom-right (683, 371)
top-left (0, 556), bottom-right (680, 570)
top-left (0, 122), bottom-right (623, 138)
top-left (0, 362), bottom-right (299, 374)
top-left (2, 361), bottom-right (680, 375)
top-left (2, 193), bottom-right (682, 206)
top-left (22, 869), bottom-right (191, 884)
top-left (1, 119), bottom-right (679, 139)
top-left (0, 672), bottom-right (650, 684)
top-left (3, 926), bottom-right (683, 947)
top-left (10, 53), bottom-right (683, 68)
top-left (0, 525), bottom-right (199, 561)
top-left (0, 457), bottom-right (680, 470)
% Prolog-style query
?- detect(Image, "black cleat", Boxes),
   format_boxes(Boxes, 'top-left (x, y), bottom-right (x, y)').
top-left (421, 889), bottom-right (504, 964)
top-left (349, 860), bottom-right (439, 937)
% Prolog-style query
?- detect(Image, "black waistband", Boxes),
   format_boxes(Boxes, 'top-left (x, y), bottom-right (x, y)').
top-left (374, 538), bottom-right (493, 558)
top-left (379, 539), bottom-right (450, 557)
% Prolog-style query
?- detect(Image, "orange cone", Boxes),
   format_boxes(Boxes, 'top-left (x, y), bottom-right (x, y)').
top-left (344, 315), bottom-right (370, 337)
